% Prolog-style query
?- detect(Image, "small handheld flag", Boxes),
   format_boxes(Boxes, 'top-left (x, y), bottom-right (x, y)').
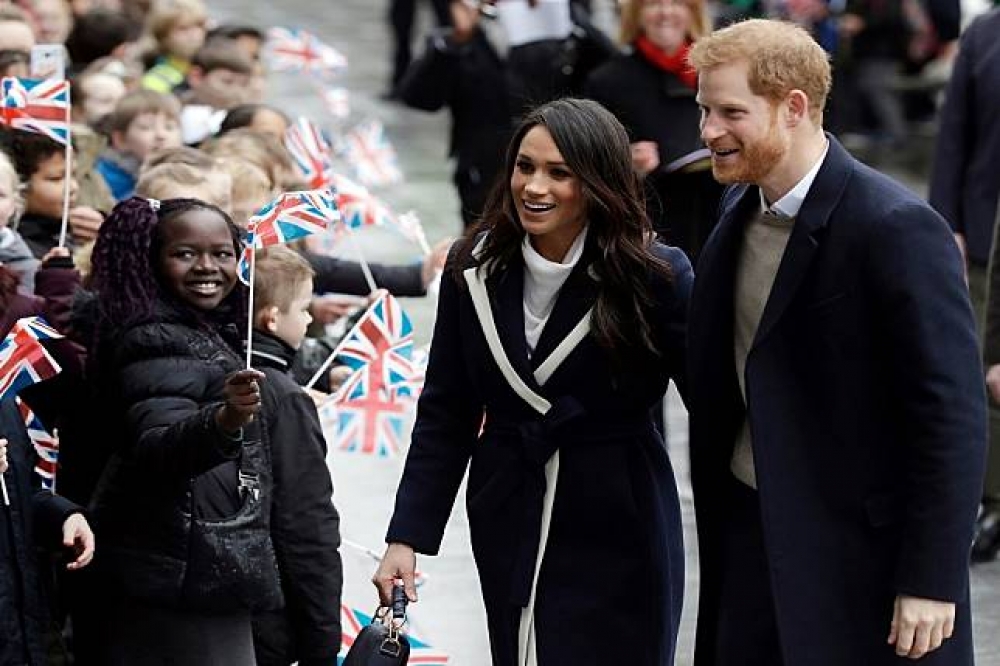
top-left (0, 316), bottom-right (63, 402)
top-left (339, 119), bottom-right (403, 188)
top-left (0, 77), bottom-right (70, 145)
top-left (285, 117), bottom-right (335, 190)
top-left (238, 188), bottom-right (340, 285)
top-left (267, 27), bottom-right (348, 75)
top-left (0, 316), bottom-right (63, 505)
top-left (17, 397), bottom-right (59, 491)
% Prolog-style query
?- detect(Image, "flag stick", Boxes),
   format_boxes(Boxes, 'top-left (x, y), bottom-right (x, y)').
top-left (343, 538), bottom-right (382, 561)
top-left (0, 475), bottom-right (8, 506)
top-left (304, 320), bottom-right (356, 390)
top-left (305, 293), bottom-right (384, 390)
top-left (50, 428), bottom-right (58, 495)
top-left (245, 249), bottom-right (256, 369)
top-left (345, 225), bottom-right (378, 294)
top-left (57, 88), bottom-right (72, 248)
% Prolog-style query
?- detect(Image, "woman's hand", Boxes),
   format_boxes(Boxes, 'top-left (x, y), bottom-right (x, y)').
top-left (216, 369), bottom-right (266, 433)
top-left (373, 542), bottom-right (418, 604)
top-left (62, 512), bottom-right (95, 570)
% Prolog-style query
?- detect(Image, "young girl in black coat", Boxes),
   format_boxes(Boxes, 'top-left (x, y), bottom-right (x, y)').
top-left (82, 197), bottom-right (280, 665)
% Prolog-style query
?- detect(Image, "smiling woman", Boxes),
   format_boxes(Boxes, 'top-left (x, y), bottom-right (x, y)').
top-left (510, 125), bottom-right (586, 262)
top-left (375, 98), bottom-right (694, 666)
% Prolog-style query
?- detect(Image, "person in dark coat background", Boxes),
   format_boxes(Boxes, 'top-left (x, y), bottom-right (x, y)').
top-left (397, 0), bottom-right (615, 228)
top-left (0, 399), bottom-right (95, 666)
top-left (585, 0), bottom-right (723, 261)
top-left (386, 0), bottom-right (450, 96)
top-left (374, 98), bottom-right (692, 666)
top-left (0, 258), bottom-right (94, 666)
top-left (928, 7), bottom-right (1000, 563)
top-left (687, 19), bottom-right (985, 666)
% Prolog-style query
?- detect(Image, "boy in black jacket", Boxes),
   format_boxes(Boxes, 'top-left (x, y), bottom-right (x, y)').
top-left (249, 246), bottom-right (343, 666)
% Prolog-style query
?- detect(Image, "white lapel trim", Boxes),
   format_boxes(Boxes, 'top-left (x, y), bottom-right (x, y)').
top-left (534, 309), bottom-right (592, 386)
top-left (464, 265), bottom-right (552, 414)
top-left (463, 253), bottom-right (592, 666)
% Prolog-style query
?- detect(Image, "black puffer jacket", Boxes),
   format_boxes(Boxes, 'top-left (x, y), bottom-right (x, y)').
top-left (0, 398), bottom-right (81, 666)
top-left (88, 301), bottom-right (282, 612)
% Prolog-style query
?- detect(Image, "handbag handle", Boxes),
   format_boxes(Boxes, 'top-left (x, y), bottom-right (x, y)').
top-left (391, 582), bottom-right (407, 620)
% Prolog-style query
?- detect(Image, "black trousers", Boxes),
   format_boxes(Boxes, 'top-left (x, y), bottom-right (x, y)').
top-left (388, 0), bottom-right (450, 88)
top-left (714, 477), bottom-right (784, 666)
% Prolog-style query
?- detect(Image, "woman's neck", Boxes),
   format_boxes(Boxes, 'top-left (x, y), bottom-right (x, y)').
top-left (529, 225), bottom-right (586, 263)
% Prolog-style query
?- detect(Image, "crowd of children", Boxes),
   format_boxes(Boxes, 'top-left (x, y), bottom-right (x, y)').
top-left (0, 0), bottom-right (449, 664)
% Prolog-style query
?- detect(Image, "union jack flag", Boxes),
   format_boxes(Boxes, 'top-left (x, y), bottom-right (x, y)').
top-left (267, 27), bottom-right (347, 75)
top-left (318, 294), bottom-right (421, 457)
top-left (320, 371), bottom-right (412, 458)
top-left (0, 317), bottom-right (63, 402)
top-left (17, 397), bottom-right (58, 491)
top-left (334, 292), bottom-right (414, 382)
top-left (238, 189), bottom-right (340, 285)
top-left (339, 119), bottom-right (403, 188)
top-left (332, 173), bottom-right (393, 231)
top-left (338, 605), bottom-right (450, 665)
top-left (0, 77), bottom-right (70, 145)
top-left (285, 116), bottom-right (335, 189)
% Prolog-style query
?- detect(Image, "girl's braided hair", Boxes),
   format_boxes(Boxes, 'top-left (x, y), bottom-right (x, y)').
top-left (89, 196), bottom-right (245, 332)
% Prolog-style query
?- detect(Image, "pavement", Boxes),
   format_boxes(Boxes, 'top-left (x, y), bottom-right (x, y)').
top-left (210, 1), bottom-right (1000, 663)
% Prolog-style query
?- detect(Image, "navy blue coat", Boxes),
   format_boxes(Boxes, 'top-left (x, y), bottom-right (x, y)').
top-left (687, 137), bottom-right (987, 665)
top-left (0, 398), bottom-right (81, 666)
top-left (387, 240), bottom-right (692, 666)
top-left (929, 8), bottom-right (1000, 267)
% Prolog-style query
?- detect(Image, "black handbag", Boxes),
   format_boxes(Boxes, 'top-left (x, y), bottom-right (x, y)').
top-left (342, 586), bottom-right (411, 666)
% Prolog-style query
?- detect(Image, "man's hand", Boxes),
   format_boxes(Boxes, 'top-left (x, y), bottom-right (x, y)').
top-left (68, 206), bottom-right (104, 244)
top-left (0, 437), bottom-right (7, 474)
top-left (888, 595), bottom-right (955, 659)
top-left (62, 512), bottom-right (95, 570)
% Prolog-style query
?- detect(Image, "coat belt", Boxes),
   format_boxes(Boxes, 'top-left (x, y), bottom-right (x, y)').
top-left (481, 399), bottom-right (654, 607)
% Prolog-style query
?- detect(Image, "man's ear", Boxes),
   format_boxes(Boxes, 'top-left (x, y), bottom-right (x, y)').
top-left (785, 89), bottom-right (810, 127)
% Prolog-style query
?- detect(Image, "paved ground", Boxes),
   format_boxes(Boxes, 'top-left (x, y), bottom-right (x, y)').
top-left (211, 1), bottom-right (1000, 663)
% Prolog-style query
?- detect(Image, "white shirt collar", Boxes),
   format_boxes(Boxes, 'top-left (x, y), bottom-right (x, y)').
top-left (760, 139), bottom-right (829, 219)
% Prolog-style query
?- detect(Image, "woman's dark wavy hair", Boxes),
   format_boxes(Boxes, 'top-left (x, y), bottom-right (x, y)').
top-left (452, 98), bottom-right (674, 355)
top-left (89, 197), bottom-right (246, 334)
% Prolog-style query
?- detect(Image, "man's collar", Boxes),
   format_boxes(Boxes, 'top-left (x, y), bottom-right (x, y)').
top-left (760, 138), bottom-right (830, 219)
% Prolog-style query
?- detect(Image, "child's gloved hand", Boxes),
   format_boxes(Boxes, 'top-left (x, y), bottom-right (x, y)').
top-left (216, 369), bottom-right (266, 434)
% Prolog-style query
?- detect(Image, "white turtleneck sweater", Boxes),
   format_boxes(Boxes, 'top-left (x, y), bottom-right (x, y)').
top-left (521, 226), bottom-right (589, 356)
